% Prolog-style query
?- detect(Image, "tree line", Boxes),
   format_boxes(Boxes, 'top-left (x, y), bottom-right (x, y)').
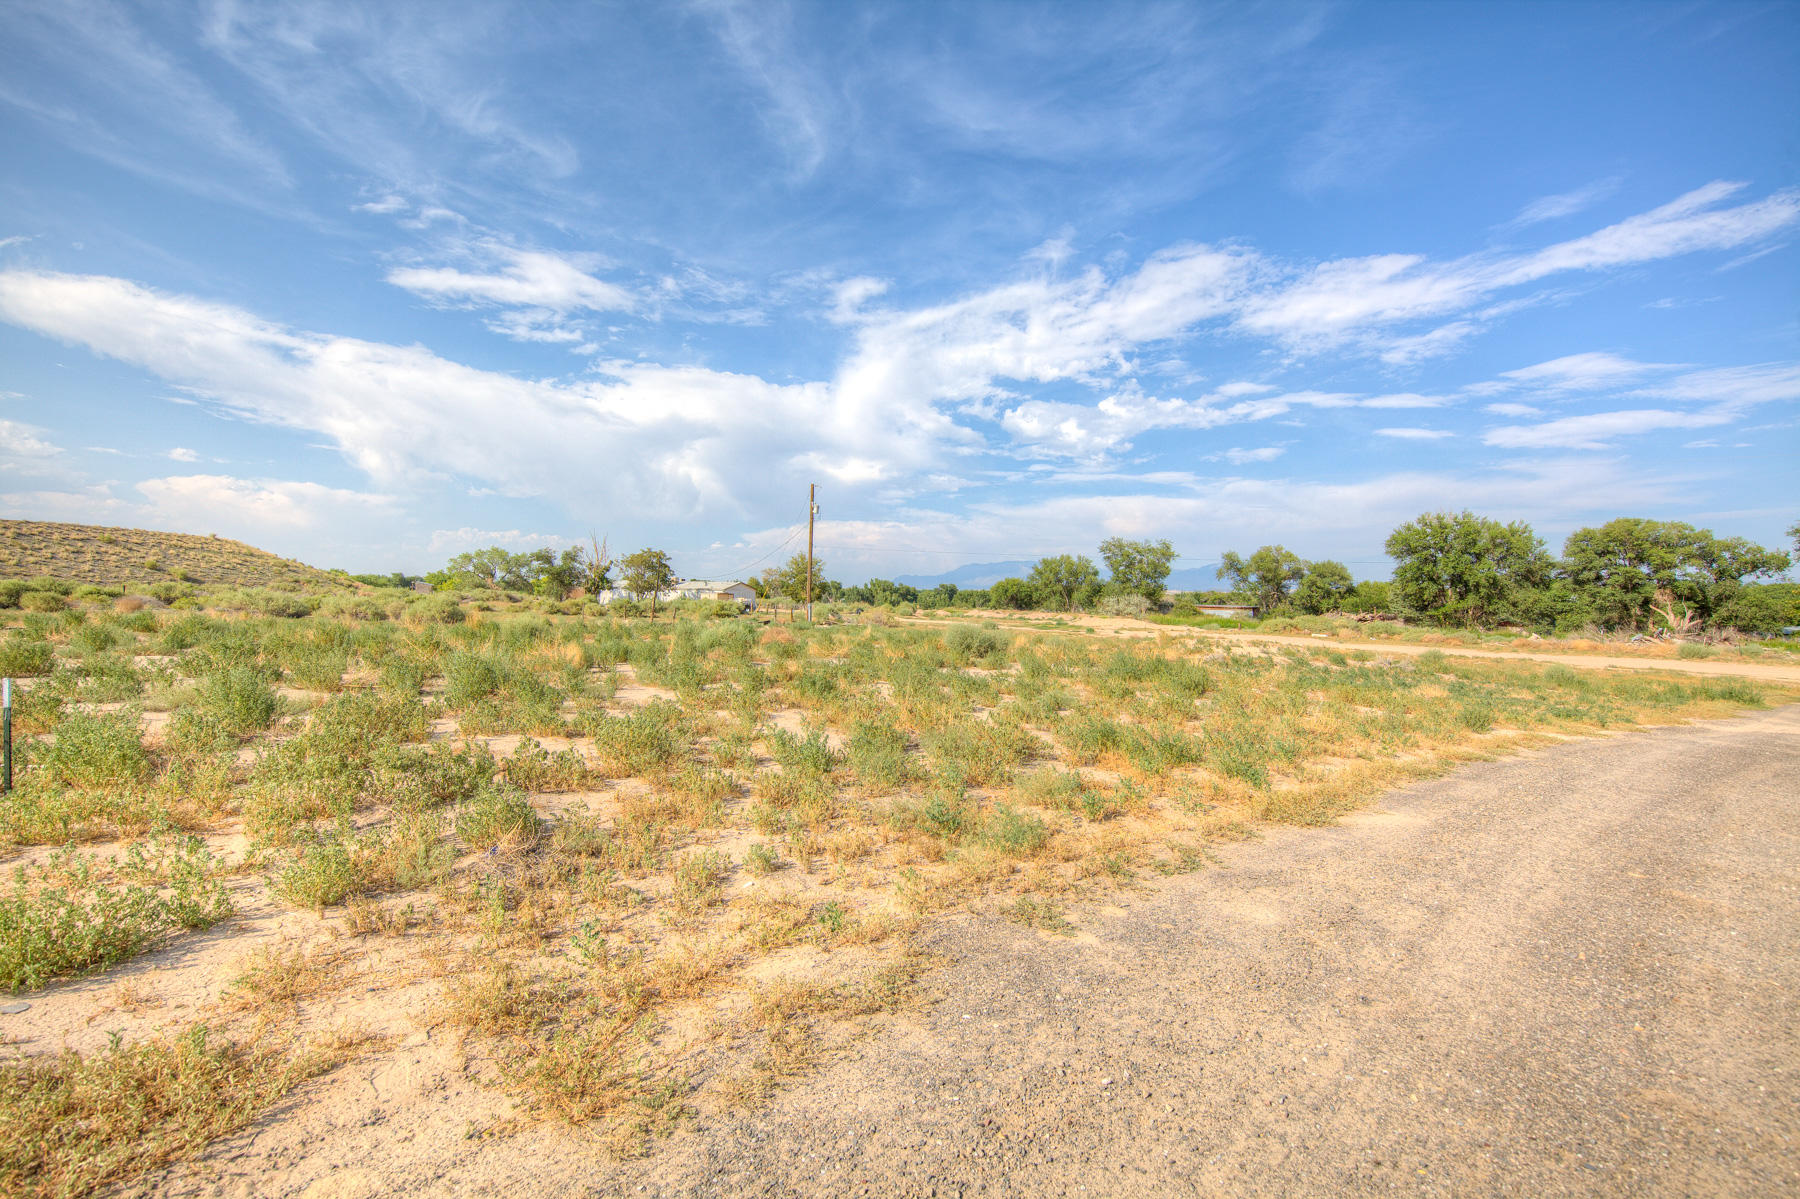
top-left (1221, 513), bottom-right (1796, 634)
top-left (409, 514), bottom-right (1797, 634)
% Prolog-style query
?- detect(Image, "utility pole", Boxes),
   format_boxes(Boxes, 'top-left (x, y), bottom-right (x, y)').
top-left (806, 482), bottom-right (817, 622)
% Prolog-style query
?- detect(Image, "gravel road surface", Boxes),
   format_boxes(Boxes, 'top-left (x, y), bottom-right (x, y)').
top-left (160, 706), bottom-right (1800, 1198)
top-left (584, 705), bottom-right (1800, 1198)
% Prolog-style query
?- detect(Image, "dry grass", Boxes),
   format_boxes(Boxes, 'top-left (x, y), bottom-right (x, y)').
top-left (0, 519), bottom-right (343, 590)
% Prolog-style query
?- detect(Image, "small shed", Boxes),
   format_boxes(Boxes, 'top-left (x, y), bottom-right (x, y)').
top-left (1192, 603), bottom-right (1259, 619)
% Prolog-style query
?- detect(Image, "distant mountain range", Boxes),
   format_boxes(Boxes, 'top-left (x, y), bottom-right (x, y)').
top-left (889, 560), bottom-right (1227, 591)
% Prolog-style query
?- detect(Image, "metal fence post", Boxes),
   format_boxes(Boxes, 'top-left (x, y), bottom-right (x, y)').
top-left (3, 677), bottom-right (12, 794)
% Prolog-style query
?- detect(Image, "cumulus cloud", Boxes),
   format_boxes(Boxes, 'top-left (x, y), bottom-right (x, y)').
top-left (167, 446), bottom-right (200, 462)
top-left (134, 475), bottom-right (396, 530)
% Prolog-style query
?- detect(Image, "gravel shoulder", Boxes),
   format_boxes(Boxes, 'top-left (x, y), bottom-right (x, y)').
top-left (154, 705), bottom-right (1800, 1197)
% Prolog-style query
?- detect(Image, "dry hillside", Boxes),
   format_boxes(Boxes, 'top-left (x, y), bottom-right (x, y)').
top-left (0, 519), bottom-right (342, 590)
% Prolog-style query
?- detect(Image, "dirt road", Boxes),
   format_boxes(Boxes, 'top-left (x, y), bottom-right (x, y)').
top-left (176, 706), bottom-right (1800, 1197)
top-left (572, 705), bottom-right (1799, 1198)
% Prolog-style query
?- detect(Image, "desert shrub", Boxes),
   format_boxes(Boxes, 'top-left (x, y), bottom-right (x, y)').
top-left (0, 838), bottom-right (232, 991)
top-left (0, 636), bottom-right (53, 677)
top-left (70, 652), bottom-right (144, 702)
top-left (975, 804), bottom-right (1048, 856)
top-left (505, 737), bottom-right (591, 791)
top-left (189, 666), bottom-right (280, 736)
top-left (19, 591), bottom-right (65, 613)
top-left (269, 830), bottom-right (366, 910)
top-left (445, 651), bottom-right (506, 708)
top-left (37, 710), bottom-right (151, 789)
top-left (373, 741), bottom-right (496, 808)
top-left (669, 849), bottom-right (730, 914)
top-left (943, 624), bottom-right (1008, 665)
top-left (583, 702), bottom-right (689, 777)
top-left (766, 726), bottom-right (842, 775)
top-left (283, 645), bottom-right (350, 692)
top-left (1099, 594), bottom-right (1150, 617)
top-left (1676, 642), bottom-right (1716, 660)
top-left (307, 691), bottom-right (430, 749)
top-left (406, 595), bottom-right (465, 625)
top-left (456, 782), bottom-right (539, 851)
top-left (846, 721), bottom-right (911, 789)
top-left (69, 623), bottom-right (127, 655)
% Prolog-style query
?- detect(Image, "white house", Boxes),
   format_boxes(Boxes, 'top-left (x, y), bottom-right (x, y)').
top-left (674, 579), bottom-right (757, 604)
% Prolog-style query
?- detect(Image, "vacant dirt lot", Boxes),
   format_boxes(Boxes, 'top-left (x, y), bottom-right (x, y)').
top-left (144, 704), bottom-right (1800, 1197)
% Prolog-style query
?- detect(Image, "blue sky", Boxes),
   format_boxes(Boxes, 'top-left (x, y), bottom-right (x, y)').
top-left (1, 1), bottom-right (1795, 582)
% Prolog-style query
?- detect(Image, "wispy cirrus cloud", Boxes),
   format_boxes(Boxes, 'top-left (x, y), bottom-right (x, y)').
top-left (1506, 178), bottom-right (1622, 227)
top-left (1374, 427), bottom-right (1453, 440)
top-left (1237, 182), bottom-right (1799, 354)
top-left (1482, 361), bottom-right (1800, 449)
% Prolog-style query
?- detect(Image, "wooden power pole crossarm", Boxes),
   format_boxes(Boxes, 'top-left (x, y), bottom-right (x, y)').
top-left (806, 483), bottom-right (817, 621)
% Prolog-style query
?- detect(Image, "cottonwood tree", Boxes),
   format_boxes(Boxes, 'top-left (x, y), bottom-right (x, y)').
top-left (1293, 560), bottom-right (1355, 614)
top-left (1098, 537), bottom-right (1178, 602)
top-left (1029, 554), bottom-right (1100, 612)
top-left (1385, 512), bottom-right (1552, 627)
top-left (988, 577), bottom-right (1037, 610)
top-left (1218, 546), bottom-right (1307, 613)
top-left (767, 553), bottom-right (827, 605)
top-left (620, 548), bottom-right (675, 618)
top-left (1560, 518), bottom-right (1789, 629)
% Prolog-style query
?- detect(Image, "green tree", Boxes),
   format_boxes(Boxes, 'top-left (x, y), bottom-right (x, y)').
top-left (1293, 560), bottom-right (1355, 614)
top-left (768, 554), bottom-right (827, 605)
top-left (1340, 579), bottom-right (1392, 615)
top-left (1098, 537), bottom-right (1178, 603)
top-left (865, 578), bottom-right (920, 607)
top-left (1029, 554), bottom-right (1101, 612)
top-left (988, 577), bottom-right (1037, 610)
top-left (1218, 546), bottom-right (1307, 614)
top-left (1560, 518), bottom-right (1789, 630)
top-left (619, 548), bottom-right (675, 618)
top-left (1385, 512), bottom-right (1552, 627)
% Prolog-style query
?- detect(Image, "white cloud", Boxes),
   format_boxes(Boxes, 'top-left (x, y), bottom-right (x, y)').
top-left (0, 270), bottom-right (912, 522)
top-left (1483, 361), bottom-right (1800, 450)
top-left (388, 244), bottom-right (634, 314)
top-left (1500, 351), bottom-right (1676, 391)
top-left (0, 418), bottom-right (62, 461)
top-left (1507, 178), bottom-right (1621, 227)
top-left (167, 446), bottom-right (200, 462)
top-left (427, 527), bottom-right (574, 553)
top-left (1483, 402), bottom-right (1543, 417)
top-left (1237, 182), bottom-right (1799, 351)
top-left (1360, 393), bottom-right (1451, 409)
top-left (1214, 446), bottom-right (1286, 465)
top-left (134, 475), bottom-right (396, 531)
top-left (1483, 408), bottom-right (1726, 451)
top-left (1374, 427), bottom-right (1454, 440)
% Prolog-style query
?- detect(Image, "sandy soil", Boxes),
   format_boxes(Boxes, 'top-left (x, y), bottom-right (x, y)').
top-left (108, 704), bottom-right (1800, 1198)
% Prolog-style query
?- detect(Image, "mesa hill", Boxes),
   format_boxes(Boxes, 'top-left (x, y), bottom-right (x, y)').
top-left (0, 519), bottom-right (342, 590)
